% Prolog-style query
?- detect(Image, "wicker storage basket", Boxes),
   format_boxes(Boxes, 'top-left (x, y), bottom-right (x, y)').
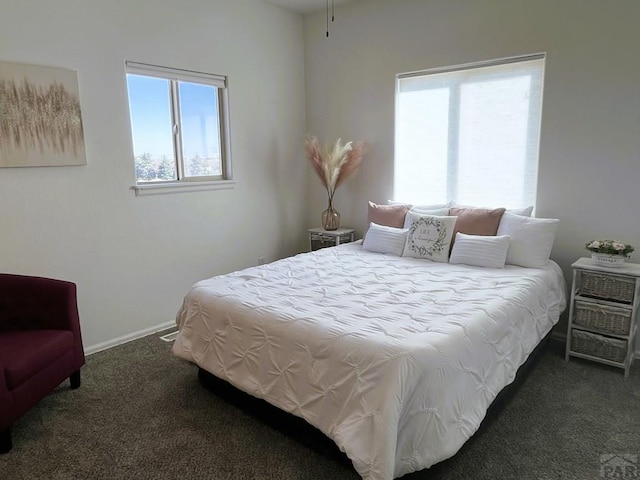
top-left (579, 271), bottom-right (635, 303)
top-left (573, 300), bottom-right (632, 335)
top-left (311, 232), bottom-right (352, 251)
top-left (571, 329), bottom-right (627, 363)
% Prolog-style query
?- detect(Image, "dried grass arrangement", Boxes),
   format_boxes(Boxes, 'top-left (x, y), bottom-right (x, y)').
top-left (305, 136), bottom-right (365, 230)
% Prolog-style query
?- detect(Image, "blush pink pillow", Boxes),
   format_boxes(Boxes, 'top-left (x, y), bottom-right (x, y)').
top-left (367, 202), bottom-right (411, 230)
top-left (449, 207), bottom-right (507, 243)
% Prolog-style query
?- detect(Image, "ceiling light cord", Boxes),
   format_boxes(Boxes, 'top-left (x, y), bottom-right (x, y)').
top-left (326, 0), bottom-right (335, 38)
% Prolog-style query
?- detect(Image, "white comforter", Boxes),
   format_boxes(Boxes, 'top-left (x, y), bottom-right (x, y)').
top-left (173, 243), bottom-right (566, 479)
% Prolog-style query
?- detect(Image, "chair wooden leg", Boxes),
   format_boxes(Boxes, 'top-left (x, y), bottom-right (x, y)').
top-left (70, 370), bottom-right (81, 389)
top-left (0, 428), bottom-right (12, 454)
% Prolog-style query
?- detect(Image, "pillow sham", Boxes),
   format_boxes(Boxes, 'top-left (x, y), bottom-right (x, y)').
top-left (402, 206), bottom-right (450, 229)
top-left (449, 207), bottom-right (506, 244)
top-left (388, 200), bottom-right (451, 210)
top-left (496, 212), bottom-right (560, 268)
top-left (365, 201), bottom-right (411, 238)
top-left (362, 222), bottom-right (408, 257)
top-left (402, 213), bottom-right (457, 263)
top-left (450, 202), bottom-right (533, 217)
top-left (449, 233), bottom-right (511, 268)
top-left (367, 201), bottom-right (411, 229)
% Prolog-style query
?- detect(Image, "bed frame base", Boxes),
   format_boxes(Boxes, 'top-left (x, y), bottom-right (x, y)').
top-left (198, 331), bottom-right (554, 478)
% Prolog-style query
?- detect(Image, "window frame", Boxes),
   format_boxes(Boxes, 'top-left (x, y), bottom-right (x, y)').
top-left (125, 61), bottom-right (233, 195)
top-left (394, 53), bottom-right (545, 208)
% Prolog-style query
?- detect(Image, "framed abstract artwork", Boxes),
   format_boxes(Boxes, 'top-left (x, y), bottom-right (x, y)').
top-left (0, 61), bottom-right (86, 167)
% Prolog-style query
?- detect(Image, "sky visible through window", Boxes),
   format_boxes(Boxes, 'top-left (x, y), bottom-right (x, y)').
top-left (128, 75), bottom-right (172, 160)
top-left (127, 74), bottom-right (221, 179)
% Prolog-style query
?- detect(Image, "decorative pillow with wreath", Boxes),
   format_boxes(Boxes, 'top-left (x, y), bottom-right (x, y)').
top-left (402, 213), bottom-right (458, 262)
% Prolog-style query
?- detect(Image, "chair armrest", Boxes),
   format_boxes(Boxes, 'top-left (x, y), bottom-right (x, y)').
top-left (0, 354), bottom-right (11, 430)
top-left (0, 274), bottom-right (81, 333)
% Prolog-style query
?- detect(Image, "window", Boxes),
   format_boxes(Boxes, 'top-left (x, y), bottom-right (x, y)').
top-left (125, 62), bottom-right (232, 188)
top-left (394, 54), bottom-right (545, 208)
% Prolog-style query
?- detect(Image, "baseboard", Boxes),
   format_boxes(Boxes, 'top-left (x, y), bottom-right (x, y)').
top-left (84, 320), bottom-right (175, 356)
top-left (551, 330), bottom-right (640, 360)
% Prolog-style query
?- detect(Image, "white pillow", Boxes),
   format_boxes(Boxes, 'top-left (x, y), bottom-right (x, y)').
top-left (497, 212), bottom-right (559, 268)
top-left (402, 206), bottom-right (450, 228)
top-left (449, 233), bottom-right (511, 268)
top-left (509, 206), bottom-right (534, 217)
top-left (388, 200), bottom-right (452, 209)
top-left (402, 213), bottom-right (457, 262)
top-left (362, 222), bottom-right (408, 257)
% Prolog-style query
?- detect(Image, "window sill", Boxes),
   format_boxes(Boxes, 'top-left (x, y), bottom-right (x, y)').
top-left (133, 179), bottom-right (236, 196)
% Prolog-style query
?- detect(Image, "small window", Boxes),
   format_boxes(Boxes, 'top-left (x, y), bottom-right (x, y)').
top-left (125, 62), bottom-right (232, 186)
top-left (394, 54), bottom-right (545, 208)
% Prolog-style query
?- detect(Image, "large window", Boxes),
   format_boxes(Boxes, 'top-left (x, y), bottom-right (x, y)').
top-left (125, 62), bottom-right (231, 186)
top-left (394, 54), bottom-right (545, 208)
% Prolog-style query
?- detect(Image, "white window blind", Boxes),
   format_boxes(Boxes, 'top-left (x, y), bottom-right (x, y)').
top-left (394, 54), bottom-right (545, 208)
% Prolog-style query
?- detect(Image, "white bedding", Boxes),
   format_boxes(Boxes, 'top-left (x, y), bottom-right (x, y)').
top-left (173, 242), bottom-right (567, 480)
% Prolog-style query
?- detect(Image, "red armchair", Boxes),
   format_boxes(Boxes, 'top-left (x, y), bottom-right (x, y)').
top-left (0, 274), bottom-right (85, 453)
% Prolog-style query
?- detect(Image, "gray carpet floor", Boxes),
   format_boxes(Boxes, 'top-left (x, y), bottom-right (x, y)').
top-left (1, 332), bottom-right (639, 480)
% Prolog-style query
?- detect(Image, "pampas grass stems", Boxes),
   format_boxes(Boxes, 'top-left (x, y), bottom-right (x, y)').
top-left (305, 136), bottom-right (364, 201)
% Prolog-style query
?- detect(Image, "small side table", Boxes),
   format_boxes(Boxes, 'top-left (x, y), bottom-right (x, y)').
top-left (308, 227), bottom-right (355, 252)
top-left (565, 257), bottom-right (640, 377)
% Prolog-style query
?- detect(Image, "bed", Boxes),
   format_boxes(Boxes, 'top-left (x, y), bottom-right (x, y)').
top-left (172, 241), bottom-right (567, 480)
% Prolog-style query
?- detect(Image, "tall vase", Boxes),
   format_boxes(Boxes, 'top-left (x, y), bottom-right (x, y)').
top-left (321, 198), bottom-right (340, 231)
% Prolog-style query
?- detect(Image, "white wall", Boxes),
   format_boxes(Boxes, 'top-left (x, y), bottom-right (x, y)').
top-left (3, 0), bottom-right (639, 353)
top-left (303, 0), bottom-right (640, 339)
top-left (0, 0), bottom-right (307, 352)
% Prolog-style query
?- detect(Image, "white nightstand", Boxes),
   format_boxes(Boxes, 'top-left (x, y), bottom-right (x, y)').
top-left (308, 227), bottom-right (355, 252)
top-left (565, 257), bottom-right (640, 377)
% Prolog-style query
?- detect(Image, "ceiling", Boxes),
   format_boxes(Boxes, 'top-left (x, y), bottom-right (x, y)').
top-left (264, 0), bottom-right (354, 14)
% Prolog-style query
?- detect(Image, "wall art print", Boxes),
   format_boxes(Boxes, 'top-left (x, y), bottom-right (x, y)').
top-left (0, 60), bottom-right (86, 167)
